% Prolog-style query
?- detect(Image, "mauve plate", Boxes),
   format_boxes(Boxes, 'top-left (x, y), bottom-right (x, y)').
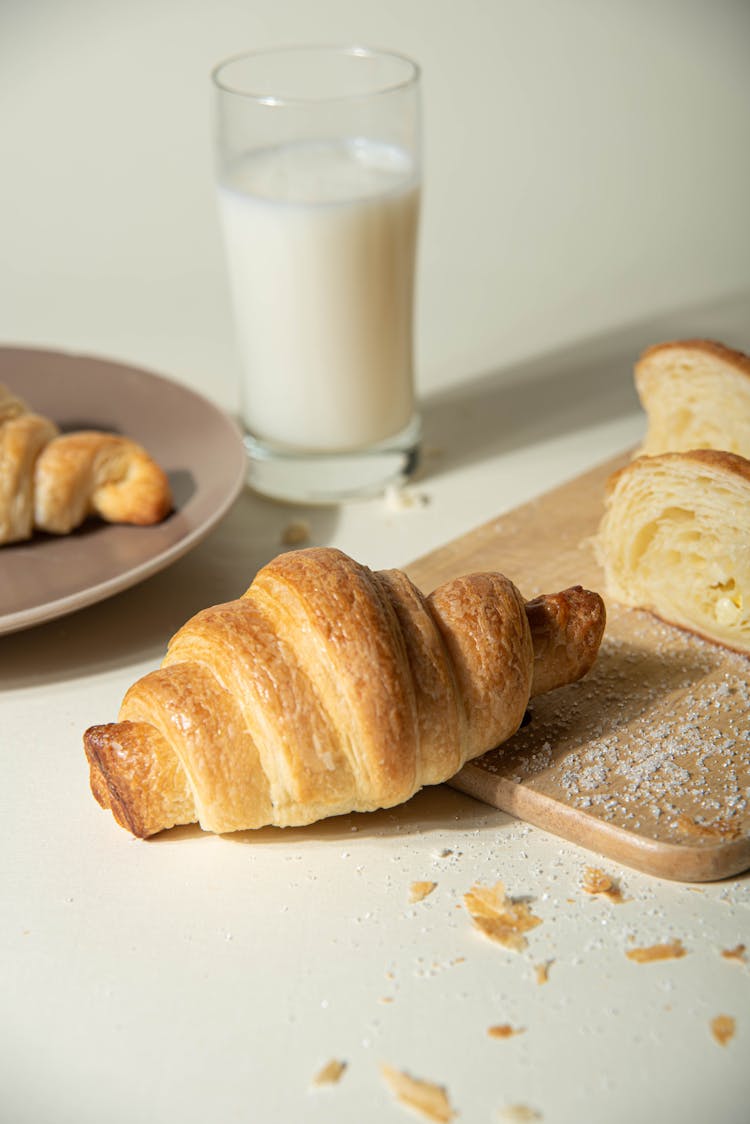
top-left (0, 347), bottom-right (246, 635)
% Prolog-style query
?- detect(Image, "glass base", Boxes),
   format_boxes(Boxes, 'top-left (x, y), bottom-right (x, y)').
top-left (243, 416), bottom-right (421, 504)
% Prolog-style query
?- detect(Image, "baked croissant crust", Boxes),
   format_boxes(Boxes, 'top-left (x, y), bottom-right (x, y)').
top-left (84, 547), bottom-right (606, 837)
top-left (0, 383), bottom-right (172, 544)
top-left (635, 338), bottom-right (750, 458)
top-left (598, 449), bottom-right (750, 653)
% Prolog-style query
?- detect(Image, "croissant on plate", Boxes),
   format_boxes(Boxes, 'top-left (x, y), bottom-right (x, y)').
top-left (84, 547), bottom-right (606, 837)
top-left (598, 449), bottom-right (750, 653)
top-left (635, 338), bottom-right (750, 458)
top-left (0, 383), bottom-right (172, 544)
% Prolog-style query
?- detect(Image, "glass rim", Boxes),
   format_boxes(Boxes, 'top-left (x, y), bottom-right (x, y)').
top-left (211, 44), bottom-right (420, 105)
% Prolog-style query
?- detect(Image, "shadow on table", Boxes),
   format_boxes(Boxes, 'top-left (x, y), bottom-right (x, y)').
top-left (420, 286), bottom-right (750, 479)
top-left (147, 783), bottom-right (507, 847)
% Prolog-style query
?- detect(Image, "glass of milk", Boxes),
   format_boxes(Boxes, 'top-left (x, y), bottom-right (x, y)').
top-left (211, 46), bottom-right (421, 503)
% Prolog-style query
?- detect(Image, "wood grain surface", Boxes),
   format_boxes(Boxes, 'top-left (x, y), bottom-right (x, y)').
top-left (406, 453), bottom-right (750, 882)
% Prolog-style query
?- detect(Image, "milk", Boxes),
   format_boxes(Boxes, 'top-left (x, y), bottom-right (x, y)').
top-left (217, 140), bottom-right (420, 451)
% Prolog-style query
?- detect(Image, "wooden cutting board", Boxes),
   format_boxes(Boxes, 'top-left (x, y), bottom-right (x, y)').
top-left (406, 453), bottom-right (750, 883)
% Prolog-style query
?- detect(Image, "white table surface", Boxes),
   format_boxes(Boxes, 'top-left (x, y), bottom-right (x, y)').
top-left (2, 3), bottom-right (750, 1122)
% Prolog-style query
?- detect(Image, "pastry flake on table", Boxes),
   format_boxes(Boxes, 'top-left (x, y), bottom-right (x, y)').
top-left (463, 881), bottom-right (542, 951)
top-left (497, 1106), bottom-right (542, 1122)
top-left (709, 1014), bottom-right (736, 1046)
top-left (487, 1023), bottom-right (525, 1039)
top-left (311, 1058), bottom-right (347, 1086)
top-left (84, 546), bottom-right (605, 838)
top-left (720, 944), bottom-right (747, 964)
top-left (625, 938), bottom-right (687, 963)
top-left (580, 867), bottom-right (627, 903)
top-left (0, 381), bottom-right (172, 544)
top-left (534, 960), bottom-right (554, 985)
top-left (380, 1063), bottom-right (456, 1123)
top-left (409, 881), bottom-right (437, 903)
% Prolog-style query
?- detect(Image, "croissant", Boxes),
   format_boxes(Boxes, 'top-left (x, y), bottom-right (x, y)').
top-left (635, 338), bottom-right (750, 458)
top-left (0, 383), bottom-right (172, 544)
top-left (598, 449), bottom-right (750, 653)
top-left (84, 547), bottom-right (606, 837)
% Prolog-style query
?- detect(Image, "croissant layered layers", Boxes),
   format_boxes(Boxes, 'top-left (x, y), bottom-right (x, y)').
top-left (85, 548), bottom-right (606, 837)
top-left (635, 339), bottom-right (750, 458)
top-left (599, 450), bottom-right (750, 653)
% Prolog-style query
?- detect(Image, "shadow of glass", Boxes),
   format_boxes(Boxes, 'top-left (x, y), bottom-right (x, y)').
top-left (420, 287), bottom-right (750, 480)
top-left (0, 488), bottom-right (340, 689)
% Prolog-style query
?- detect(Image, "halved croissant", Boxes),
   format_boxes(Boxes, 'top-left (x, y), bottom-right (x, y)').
top-left (84, 547), bottom-right (606, 837)
top-left (598, 449), bottom-right (750, 653)
top-left (635, 338), bottom-right (750, 457)
top-left (0, 382), bottom-right (172, 544)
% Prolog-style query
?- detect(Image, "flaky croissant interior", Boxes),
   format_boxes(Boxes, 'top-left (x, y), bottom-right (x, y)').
top-left (635, 339), bottom-right (750, 458)
top-left (598, 449), bottom-right (750, 652)
top-left (84, 547), bottom-right (606, 838)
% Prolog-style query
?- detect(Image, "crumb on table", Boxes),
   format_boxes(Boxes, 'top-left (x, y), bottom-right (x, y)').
top-left (710, 1015), bottom-right (736, 1046)
top-left (281, 520), bottom-right (311, 546)
top-left (580, 866), bottom-right (628, 903)
top-left (410, 880), bottom-right (437, 903)
top-left (487, 1024), bottom-right (525, 1039)
top-left (626, 939), bottom-right (687, 964)
top-left (464, 881), bottom-right (542, 952)
top-left (720, 944), bottom-right (747, 964)
top-left (381, 1063), bottom-right (456, 1123)
top-left (311, 1058), bottom-right (347, 1087)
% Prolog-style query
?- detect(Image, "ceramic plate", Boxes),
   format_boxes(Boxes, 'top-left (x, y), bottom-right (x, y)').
top-left (0, 347), bottom-right (246, 635)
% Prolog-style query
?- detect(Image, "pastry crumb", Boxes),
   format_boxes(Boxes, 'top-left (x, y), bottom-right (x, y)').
top-left (497, 1105), bottom-right (542, 1121)
top-left (626, 939), bottom-right (687, 963)
top-left (281, 520), bottom-right (311, 546)
top-left (721, 944), bottom-right (747, 964)
top-left (464, 881), bottom-right (542, 951)
top-left (535, 959), bottom-right (554, 985)
top-left (381, 1063), bottom-right (456, 1122)
top-left (581, 867), bottom-right (627, 903)
top-left (410, 880), bottom-right (437, 903)
top-left (675, 814), bottom-right (742, 841)
top-left (384, 484), bottom-right (430, 512)
top-left (312, 1058), bottom-right (347, 1086)
top-left (710, 1014), bottom-right (736, 1046)
top-left (487, 1023), bottom-right (525, 1039)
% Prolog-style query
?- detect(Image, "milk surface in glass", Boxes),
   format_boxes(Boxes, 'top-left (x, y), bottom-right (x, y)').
top-left (218, 138), bottom-right (420, 452)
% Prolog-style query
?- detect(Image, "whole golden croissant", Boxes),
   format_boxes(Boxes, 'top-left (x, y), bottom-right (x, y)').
top-left (84, 547), bottom-right (605, 837)
top-left (0, 383), bottom-right (172, 544)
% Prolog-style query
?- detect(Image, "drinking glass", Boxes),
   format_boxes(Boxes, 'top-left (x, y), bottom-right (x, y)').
top-left (211, 45), bottom-right (422, 503)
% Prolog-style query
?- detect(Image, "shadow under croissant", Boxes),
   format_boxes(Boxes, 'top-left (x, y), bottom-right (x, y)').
top-left (496, 634), bottom-right (722, 777)
top-left (137, 631), bottom-right (718, 846)
top-left (145, 784), bottom-right (508, 845)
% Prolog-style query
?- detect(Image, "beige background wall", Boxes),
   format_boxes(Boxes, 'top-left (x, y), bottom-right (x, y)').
top-left (1, 0), bottom-right (748, 407)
